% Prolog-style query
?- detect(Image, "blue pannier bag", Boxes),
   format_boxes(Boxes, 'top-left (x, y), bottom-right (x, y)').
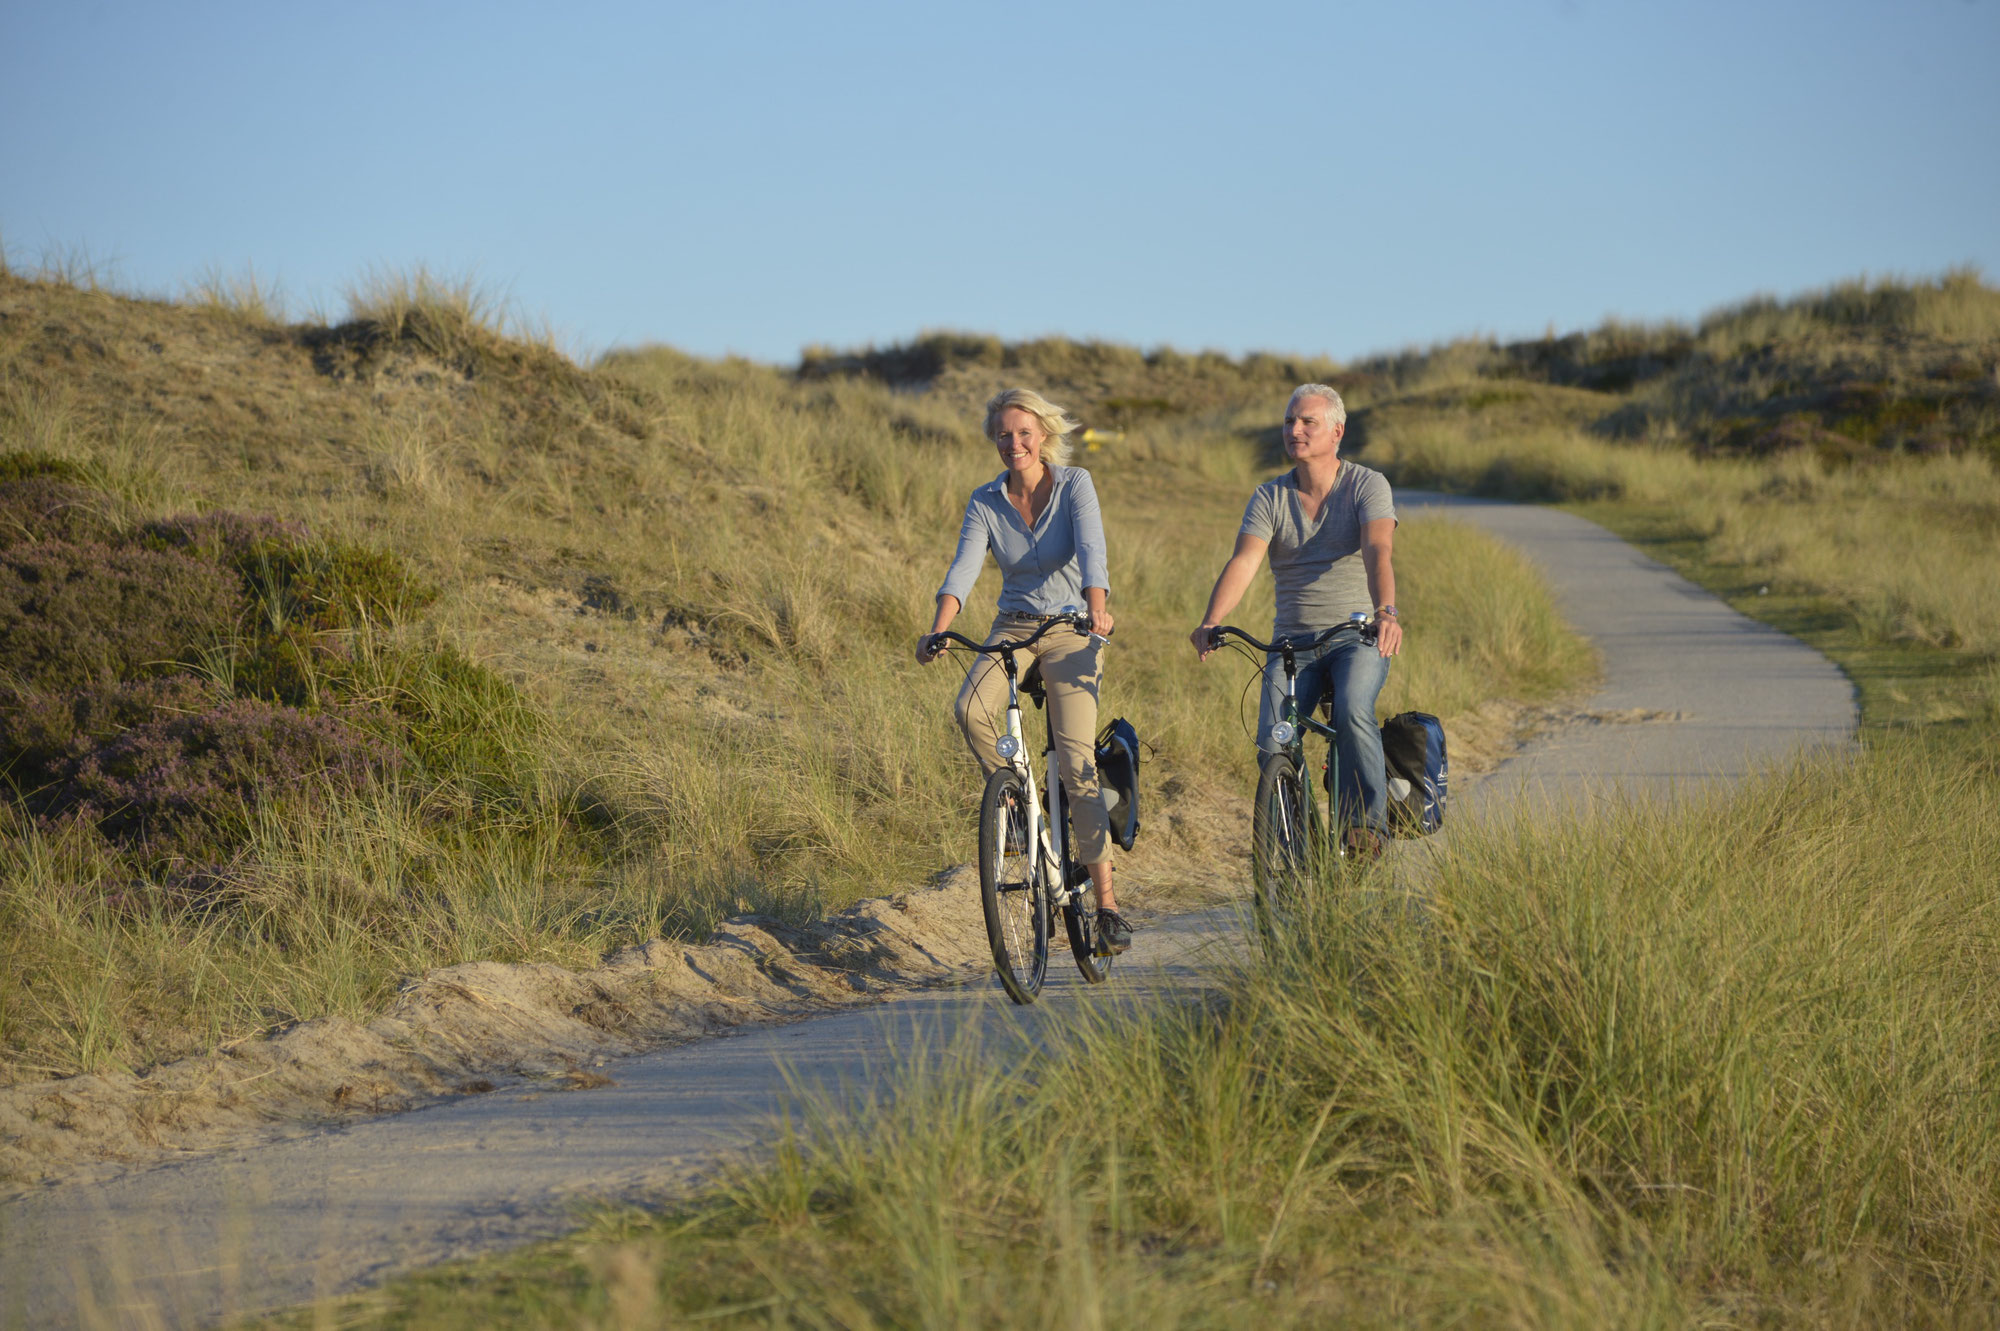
top-left (1380, 711), bottom-right (1447, 836)
top-left (1094, 717), bottom-right (1141, 851)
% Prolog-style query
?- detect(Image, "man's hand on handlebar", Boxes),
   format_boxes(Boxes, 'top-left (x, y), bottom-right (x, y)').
top-left (1189, 623), bottom-right (1222, 661)
top-left (1374, 615), bottom-right (1403, 659)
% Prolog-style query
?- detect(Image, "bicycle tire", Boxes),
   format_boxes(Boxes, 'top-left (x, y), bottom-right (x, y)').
top-left (979, 766), bottom-right (1049, 1004)
top-left (1057, 778), bottom-right (1113, 985)
top-left (1252, 751), bottom-right (1321, 947)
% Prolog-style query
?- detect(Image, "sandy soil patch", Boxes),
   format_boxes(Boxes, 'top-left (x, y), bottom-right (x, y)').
top-left (0, 869), bottom-right (995, 1195)
top-left (0, 696), bottom-right (1612, 1196)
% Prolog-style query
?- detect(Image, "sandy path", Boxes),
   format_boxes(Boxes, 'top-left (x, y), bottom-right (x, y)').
top-left (0, 495), bottom-right (1857, 1329)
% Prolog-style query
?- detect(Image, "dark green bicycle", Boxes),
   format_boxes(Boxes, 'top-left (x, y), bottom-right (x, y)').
top-left (1203, 614), bottom-right (1379, 944)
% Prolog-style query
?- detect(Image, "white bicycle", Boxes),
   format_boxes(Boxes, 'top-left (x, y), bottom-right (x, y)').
top-left (926, 614), bottom-right (1116, 1004)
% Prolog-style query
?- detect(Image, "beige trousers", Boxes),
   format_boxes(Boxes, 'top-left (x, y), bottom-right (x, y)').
top-left (954, 612), bottom-right (1114, 865)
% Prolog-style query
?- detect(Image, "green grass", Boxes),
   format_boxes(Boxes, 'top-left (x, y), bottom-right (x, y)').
top-left (263, 724), bottom-right (2000, 1329)
top-left (1568, 498), bottom-right (1999, 731)
top-left (1321, 273), bottom-right (1997, 736)
top-left (1347, 399), bottom-right (1998, 727)
top-left (236, 268), bottom-right (2000, 1328)
top-left (0, 269), bottom-right (1595, 1086)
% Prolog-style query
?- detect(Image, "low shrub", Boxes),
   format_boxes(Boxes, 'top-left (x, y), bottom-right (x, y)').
top-left (0, 477), bottom-right (119, 547)
top-left (0, 541), bottom-right (245, 689)
top-left (141, 512), bottom-right (436, 632)
top-left (0, 451), bottom-right (88, 485)
top-left (271, 540), bottom-right (438, 631)
top-left (0, 676), bottom-right (220, 798)
top-left (142, 511), bottom-right (439, 708)
top-left (48, 698), bottom-right (402, 861)
top-left (139, 510), bottom-right (311, 565)
top-left (378, 642), bottom-right (542, 791)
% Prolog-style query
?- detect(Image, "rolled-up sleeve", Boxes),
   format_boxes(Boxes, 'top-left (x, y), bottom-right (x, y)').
top-left (937, 496), bottom-right (990, 604)
top-left (1069, 471), bottom-right (1110, 593)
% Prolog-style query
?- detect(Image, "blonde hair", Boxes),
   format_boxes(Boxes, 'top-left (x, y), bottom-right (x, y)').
top-left (983, 387), bottom-right (1078, 468)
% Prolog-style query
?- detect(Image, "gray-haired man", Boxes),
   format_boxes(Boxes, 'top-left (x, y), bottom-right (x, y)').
top-left (1190, 383), bottom-right (1402, 851)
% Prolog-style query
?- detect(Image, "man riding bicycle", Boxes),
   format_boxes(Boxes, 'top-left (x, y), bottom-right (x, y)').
top-left (1189, 383), bottom-right (1402, 855)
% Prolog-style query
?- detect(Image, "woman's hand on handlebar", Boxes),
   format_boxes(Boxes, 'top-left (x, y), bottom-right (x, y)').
top-left (919, 595), bottom-right (961, 665)
top-left (1088, 606), bottom-right (1114, 639)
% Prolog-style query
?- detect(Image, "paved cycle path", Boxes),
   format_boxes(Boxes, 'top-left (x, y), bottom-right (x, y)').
top-left (1401, 492), bottom-right (1856, 814)
top-left (0, 495), bottom-right (1857, 1329)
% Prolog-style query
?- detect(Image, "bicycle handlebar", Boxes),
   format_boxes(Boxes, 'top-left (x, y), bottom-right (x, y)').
top-left (927, 613), bottom-right (1101, 658)
top-left (1205, 619), bottom-right (1373, 656)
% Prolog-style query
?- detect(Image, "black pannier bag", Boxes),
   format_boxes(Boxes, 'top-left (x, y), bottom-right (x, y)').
top-left (1095, 717), bottom-right (1141, 851)
top-left (1379, 711), bottom-right (1448, 836)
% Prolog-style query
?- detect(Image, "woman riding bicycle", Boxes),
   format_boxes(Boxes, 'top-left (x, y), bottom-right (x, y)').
top-left (916, 387), bottom-right (1132, 954)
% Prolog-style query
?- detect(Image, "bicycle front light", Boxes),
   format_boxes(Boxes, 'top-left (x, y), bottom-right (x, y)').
top-left (1269, 720), bottom-right (1297, 746)
top-left (995, 735), bottom-right (1021, 759)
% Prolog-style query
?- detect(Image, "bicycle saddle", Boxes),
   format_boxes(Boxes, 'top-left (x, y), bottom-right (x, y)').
top-left (1019, 659), bottom-right (1047, 706)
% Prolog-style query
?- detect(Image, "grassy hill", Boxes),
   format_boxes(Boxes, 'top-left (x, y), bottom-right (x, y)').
top-left (12, 258), bottom-right (1996, 1323)
top-left (1337, 272), bottom-right (2000, 727)
top-left (815, 270), bottom-right (1999, 725)
top-left (0, 266), bottom-right (1589, 1088)
top-left (814, 269), bottom-right (1999, 465)
top-left (283, 274), bottom-right (2000, 1329)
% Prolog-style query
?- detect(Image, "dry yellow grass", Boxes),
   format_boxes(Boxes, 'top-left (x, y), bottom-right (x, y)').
top-left (1358, 412), bottom-right (2000, 667)
top-left (272, 726), bottom-right (2000, 1329)
top-left (0, 270), bottom-right (1593, 1085)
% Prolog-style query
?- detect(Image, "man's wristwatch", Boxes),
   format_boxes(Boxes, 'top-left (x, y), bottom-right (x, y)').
top-left (1376, 605), bottom-right (1398, 619)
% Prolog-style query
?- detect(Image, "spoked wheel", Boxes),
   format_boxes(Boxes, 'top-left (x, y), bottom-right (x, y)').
top-left (1252, 751), bottom-right (1322, 948)
top-left (979, 766), bottom-right (1050, 1004)
top-left (1055, 780), bottom-right (1113, 985)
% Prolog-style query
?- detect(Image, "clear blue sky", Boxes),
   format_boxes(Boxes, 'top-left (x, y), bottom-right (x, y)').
top-left (4, 1), bottom-right (1995, 364)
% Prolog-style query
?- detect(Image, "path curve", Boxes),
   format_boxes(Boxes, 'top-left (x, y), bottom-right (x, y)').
top-left (0, 496), bottom-right (1857, 1329)
top-left (1403, 492), bottom-right (1856, 813)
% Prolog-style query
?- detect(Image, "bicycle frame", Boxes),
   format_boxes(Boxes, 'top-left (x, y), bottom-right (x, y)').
top-left (1211, 615), bottom-right (1378, 846)
top-left (929, 614), bottom-right (1102, 915)
top-left (995, 666), bottom-right (1070, 902)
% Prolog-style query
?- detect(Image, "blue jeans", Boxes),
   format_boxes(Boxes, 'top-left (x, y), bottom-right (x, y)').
top-left (1257, 633), bottom-right (1392, 835)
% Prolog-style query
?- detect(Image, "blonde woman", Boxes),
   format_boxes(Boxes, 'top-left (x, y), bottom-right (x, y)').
top-left (917, 387), bottom-right (1130, 954)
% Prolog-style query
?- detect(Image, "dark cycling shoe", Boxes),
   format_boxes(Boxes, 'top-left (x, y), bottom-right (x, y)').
top-left (1342, 827), bottom-right (1386, 862)
top-left (1097, 909), bottom-right (1133, 955)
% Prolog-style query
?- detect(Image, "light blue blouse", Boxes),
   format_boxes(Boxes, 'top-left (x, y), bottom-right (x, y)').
top-left (937, 466), bottom-right (1111, 616)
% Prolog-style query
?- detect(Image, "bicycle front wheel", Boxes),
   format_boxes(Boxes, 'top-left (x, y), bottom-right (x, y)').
top-left (979, 766), bottom-right (1050, 1004)
top-left (1252, 751), bottom-right (1321, 946)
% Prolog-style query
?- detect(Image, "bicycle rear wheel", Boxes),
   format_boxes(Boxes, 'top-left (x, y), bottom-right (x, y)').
top-left (1252, 751), bottom-right (1321, 947)
top-left (979, 766), bottom-right (1050, 1004)
top-left (1056, 780), bottom-right (1113, 985)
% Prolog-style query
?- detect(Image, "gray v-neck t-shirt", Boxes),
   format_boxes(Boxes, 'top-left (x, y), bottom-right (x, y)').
top-left (1240, 461), bottom-right (1396, 637)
